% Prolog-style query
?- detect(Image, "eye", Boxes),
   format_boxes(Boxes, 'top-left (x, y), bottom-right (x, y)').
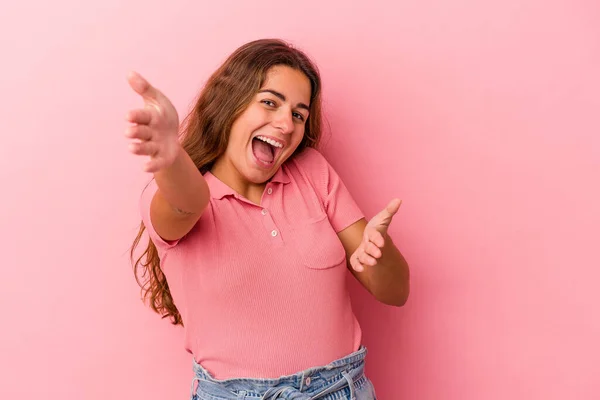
top-left (261, 99), bottom-right (276, 107)
top-left (292, 112), bottom-right (305, 122)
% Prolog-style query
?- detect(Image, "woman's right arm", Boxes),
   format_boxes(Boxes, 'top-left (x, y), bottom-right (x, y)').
top-left (125, 71), bottom-right (210, 242)
top-left (150, 147), bottom-right (210, 241)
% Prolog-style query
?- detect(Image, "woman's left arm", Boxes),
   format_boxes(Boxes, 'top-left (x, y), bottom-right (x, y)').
top-left (337, 199), bottom-right (410, 306)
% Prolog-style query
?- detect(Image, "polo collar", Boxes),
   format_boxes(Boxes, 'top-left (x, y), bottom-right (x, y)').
top-left (204, 167), bottom-right (290, 200)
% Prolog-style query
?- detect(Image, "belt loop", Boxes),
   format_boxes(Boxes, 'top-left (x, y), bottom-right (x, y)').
top-left (299, 371), bottom-right (306, 391)
top-left (237, 390), bottom-right (247, 399)
top-left (342, 371), bottom-right (355, 400)
top-left (190, 377), bottom-right (200, 399)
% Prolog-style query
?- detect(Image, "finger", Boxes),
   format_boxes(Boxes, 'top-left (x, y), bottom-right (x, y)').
top-left (364, 241), bottom-right (382, 259)
top-left (128, 141), bottom-right (158, 156)
top-left (352, 256), bottom-right (365, 272)
top-left (143, 158), bottom-right (165, 173)
top-left (350, 251), bottom-right (365, 272)
top-left (357, 249), bottom-right (377, 267)
top-left (365, 228), bottom-right (385, 248)
top-left (125, 124), bottom-right (154, 141)
top-left (125, 108), bottom-right (153, 125)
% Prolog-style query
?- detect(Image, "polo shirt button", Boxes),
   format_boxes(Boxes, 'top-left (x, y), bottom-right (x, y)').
top-left (267, 188), bottom-right (273, 195)
top-left (271, 230), bottom-right (278, 237)
top-left (261, 209), bottom-right (268, 215)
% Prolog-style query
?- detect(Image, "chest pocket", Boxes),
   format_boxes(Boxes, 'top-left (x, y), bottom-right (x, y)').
top-left (286, 213), bottom-right (347, 270)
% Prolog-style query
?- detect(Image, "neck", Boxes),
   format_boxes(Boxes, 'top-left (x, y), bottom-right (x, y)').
top-left (210, 159), bottom-right (266, 205)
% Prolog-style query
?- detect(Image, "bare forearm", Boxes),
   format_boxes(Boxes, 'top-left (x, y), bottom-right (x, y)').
top-left (369, 234), bottom-right (410, 306)
top-left (340, 218), bottom-right (411, 306)
top-left (154, 146), bottom-right (210, 215)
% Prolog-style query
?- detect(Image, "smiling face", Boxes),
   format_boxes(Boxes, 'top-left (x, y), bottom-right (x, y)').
top-left (211, 65), bottom-right (311, 193)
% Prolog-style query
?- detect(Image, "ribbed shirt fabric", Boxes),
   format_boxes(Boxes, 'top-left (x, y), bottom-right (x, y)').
top-left (139, 147), bottom-right (365, 379)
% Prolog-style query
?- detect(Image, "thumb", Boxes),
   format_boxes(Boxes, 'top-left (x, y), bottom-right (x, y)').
top-left (371, 198), bottom-right (402, 227)
top-left (385, 198), bottom-right (402, 216)
top-left (127, 71), bottom-right (160, 101)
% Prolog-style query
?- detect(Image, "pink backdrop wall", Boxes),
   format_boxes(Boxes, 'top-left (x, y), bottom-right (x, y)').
top-left (1, 1), bottom-right (598, 399)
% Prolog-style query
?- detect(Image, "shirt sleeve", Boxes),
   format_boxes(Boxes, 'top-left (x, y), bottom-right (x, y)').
top-left (139, 179), bottom-right (180, 256)
top-left (296, 148), bottom-right (365, 233)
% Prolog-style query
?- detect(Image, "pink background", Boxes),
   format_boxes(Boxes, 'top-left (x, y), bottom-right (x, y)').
top-left (1, 1), bottom-right (599, 399)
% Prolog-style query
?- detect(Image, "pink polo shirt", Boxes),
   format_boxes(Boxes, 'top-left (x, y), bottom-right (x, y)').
top-left (139, 147), bottom-right (365, 379)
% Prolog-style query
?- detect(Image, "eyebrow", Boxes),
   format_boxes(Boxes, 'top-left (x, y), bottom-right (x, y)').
top-left (258, 89), bottom-right (310, 111)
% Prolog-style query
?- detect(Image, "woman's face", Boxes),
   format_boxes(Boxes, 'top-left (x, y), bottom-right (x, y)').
top-left (212, 65), bottom-right (311, 186)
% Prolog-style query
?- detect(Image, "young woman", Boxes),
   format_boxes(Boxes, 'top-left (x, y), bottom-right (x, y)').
top-left (126, 38), bottom-right (410, 400)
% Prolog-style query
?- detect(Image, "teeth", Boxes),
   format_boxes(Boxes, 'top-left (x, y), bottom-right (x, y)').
top-left (256, 136), bottom-right (283, 148)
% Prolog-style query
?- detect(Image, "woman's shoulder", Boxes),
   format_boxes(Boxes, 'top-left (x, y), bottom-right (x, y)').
top-left (285, 146), bottom-right (340, 195)
top-left (289, 146), bottom-right (329, 172)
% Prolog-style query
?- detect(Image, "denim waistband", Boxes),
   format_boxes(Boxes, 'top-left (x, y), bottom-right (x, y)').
top-left (191, 346), bottom-right (368, 399)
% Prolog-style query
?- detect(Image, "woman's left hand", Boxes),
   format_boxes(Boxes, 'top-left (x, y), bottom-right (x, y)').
top-left (349, 198), bottom-right (402, 272)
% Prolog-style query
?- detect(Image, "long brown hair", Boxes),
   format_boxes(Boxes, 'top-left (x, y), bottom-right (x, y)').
top-left (130, 39), bottom-right (324, 325)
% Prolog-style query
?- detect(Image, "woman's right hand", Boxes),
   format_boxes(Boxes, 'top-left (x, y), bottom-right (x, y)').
top-left (125, 71), bottom-right (181, 173)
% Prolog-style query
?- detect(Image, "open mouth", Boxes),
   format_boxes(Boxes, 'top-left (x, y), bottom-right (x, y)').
top-left (251, 135), bottom-right (284, 167)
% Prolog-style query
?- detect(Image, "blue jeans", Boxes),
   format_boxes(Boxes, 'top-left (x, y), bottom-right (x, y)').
top-left (191, 346), bottom-right (377, 400)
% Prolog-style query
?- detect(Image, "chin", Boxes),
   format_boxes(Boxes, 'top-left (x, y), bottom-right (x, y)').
top-left (240, 160), bottom-right (275, 183)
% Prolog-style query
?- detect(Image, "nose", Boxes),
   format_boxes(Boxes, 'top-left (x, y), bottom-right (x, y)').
top-left (273, 109), bottom-right (294, 135)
